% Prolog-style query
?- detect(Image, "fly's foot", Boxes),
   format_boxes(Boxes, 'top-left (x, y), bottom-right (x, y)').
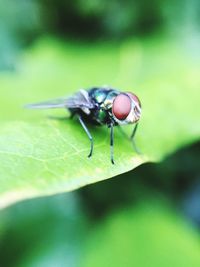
top-left (111, 157), bottom-right (115, 165)
top-left (88, 141), bottom-right (93, 158)
top-left (88, 151), bottom-right (92, 158)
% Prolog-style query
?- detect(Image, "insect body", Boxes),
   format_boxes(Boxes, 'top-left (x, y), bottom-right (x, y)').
top-left (26, 86), bottom-right (142, 164)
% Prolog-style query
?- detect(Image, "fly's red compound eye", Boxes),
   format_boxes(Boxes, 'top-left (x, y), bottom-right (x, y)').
top-left (127, 92), bottom-right (141, 107)
top-left (112, 93), bottom-right (131, 120)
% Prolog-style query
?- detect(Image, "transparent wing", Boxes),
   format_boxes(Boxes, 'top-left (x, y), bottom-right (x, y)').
top-left (25, 89), bottom-right (95, 110)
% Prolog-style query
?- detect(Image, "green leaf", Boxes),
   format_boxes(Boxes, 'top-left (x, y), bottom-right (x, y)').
top-left (0, 120), bottom-right (146, 208)
top-left (0, 37), bottom-right (199, 207)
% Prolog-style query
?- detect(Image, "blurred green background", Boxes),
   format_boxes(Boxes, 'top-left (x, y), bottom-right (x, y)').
top-left (0, 0), bottom-right (200, 266)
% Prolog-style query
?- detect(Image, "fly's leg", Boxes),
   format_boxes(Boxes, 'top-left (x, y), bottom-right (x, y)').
top-left (110, 123), bottom-right (115, 164)
top-left (118, 123), bottom-right (141, 154)
top-left (78, 115), bottom-right (93, 158)
top-left (130, 123), bottom-right (141, 154)
top-left (130, 123), bottom-right (138, 139)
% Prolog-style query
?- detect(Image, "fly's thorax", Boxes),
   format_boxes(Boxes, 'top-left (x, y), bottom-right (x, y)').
top-left (89, 87), bottom-right (119, 124)
top-left (89, 88), bottom-right (119, 105)
top-left (89, 88), bottom-right (108, 104)
top-left (96, 107), bottom-right (107, 123)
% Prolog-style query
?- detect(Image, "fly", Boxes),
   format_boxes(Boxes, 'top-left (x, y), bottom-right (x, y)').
top-left (25, 86), bottom-right (142, 164)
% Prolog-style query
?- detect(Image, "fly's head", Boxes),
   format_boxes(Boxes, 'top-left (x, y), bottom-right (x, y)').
top-left (112, 92), bottom-right (141, 125)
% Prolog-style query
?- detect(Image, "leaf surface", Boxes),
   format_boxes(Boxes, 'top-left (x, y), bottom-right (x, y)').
top-left (0, 38), bottom-right (199, 207)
